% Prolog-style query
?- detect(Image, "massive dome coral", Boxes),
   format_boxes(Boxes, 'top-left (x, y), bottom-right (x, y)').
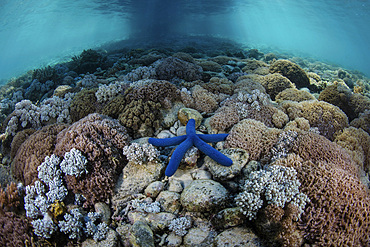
top-left (53, 113), bottom-right (131, 207)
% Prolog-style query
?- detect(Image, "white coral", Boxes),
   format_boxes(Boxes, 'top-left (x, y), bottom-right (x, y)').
top-left (235, 165), bottom-right (309, 220)
top-left (123, 143), bottom-right (160, 165)
top-left (60, 148), bottom-right (88, 177)
top-left (169, 217), bottom-right (192, 236)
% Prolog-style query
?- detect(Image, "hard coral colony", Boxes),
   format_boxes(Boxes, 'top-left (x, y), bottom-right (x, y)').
top-left (0, 39), bottom-right (370, 246)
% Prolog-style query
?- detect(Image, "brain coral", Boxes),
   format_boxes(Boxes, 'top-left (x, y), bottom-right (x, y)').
top-left (273, 154), bottom-right (370, 246)
top-left (280, 100), bottom-right (349, 141)
top-left (275, 88), bottom-right (316, 103)
top-left (269, 59), bottom-right (310, 88)
top-left (69, 88), bottom-right (98, 122)
top-left (53, 113), bottom-right (131, 207)
top-left (11, 124), bottom-right (68, 186)
top-left (154, 57), bottom-right (203, 81)
top-left (225, 119), bottom-right (282, 160)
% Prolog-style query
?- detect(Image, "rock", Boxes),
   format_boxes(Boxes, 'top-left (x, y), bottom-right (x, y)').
top-left (156, 191), bottom-right (181, 214)
top-left (205, 148), bottom-right (249, 180)
top-left (162, 102), bottom-right (186, 128)
top-left (157, 130), bottom-right (176, 139)
top-left (81, 229), bottom-right (119, 247)
top-left (146, 212), bottom-right (176, 231)
top-left (168, 177), bottom-right (184, 193)
top-left (176, 126), bottom-right (187, 136)
top-left (214, 227), bottom-right (264, 247)
top-left (166, 232), bottom-right (183, 247)
top-left (211, 207), bottom-right (245, 229)
top-left (180, 179), bottom-right (229, 212)
top-left (144, 181), bottom-right (165, 198)
top-left (178, 108), bottom-right (203, 127)
top-left (129, 221), bottom-right (155, 247)
top-left (113, 161), bottom-right (165, 206)
top-left (127, 211), bottom-right (147, 224)
top-left (190, 169), bottom-right (212, 180)
top-left (183, 227), bottom-right (217, 247)
top-left (116, 223), bottom-right (131, 246)
top-left (95, 202), bottom-right (111, 225)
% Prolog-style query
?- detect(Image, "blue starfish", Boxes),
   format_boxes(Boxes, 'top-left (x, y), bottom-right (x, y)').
top-left (148, 119), bottom-right (233, 176)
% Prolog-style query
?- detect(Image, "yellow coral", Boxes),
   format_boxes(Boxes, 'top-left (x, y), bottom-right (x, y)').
top-left (50, 200), bottom-right (66, 218)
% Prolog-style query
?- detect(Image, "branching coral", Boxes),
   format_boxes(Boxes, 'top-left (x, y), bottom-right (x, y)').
top-left (235, 165), bottom-right (309, 220)
top-left (122, 143), bottom-right (160, 165)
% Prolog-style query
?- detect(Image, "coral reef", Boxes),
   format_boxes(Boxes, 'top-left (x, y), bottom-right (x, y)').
top-left (259, 73), bottom-right (295, 100)
top-left (122, 143), bottom-right (160, 165)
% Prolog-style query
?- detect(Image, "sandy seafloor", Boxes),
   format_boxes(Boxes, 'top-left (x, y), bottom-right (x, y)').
top-left (0, 36), bottom-right (369, 246)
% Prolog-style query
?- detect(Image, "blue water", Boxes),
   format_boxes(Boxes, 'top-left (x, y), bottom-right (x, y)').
top-left (1, 0), bottom-right (370, 82)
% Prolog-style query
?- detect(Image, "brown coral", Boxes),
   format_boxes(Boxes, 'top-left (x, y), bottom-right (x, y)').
top-left (10, 129), bottom-right (36, 159)
top-left (0, 212), bottom-right (31, 247)
top-left (274, 154), bottom-right (370, 246)
top-left (276, 88), bottom-right (316, 103)
top-left (280, 100), bottom-right (349, 141)
top-left (209, 106), bottom-right (240, 132)
top-left (225, 119), bottom-right (282, 160)
top-left (70, 88), bottom-right (98, 122)
top-left (201, 77), bottom-right (234, 95)
top-left (258, 73), bottom-right (295, 100)
top-left (334, 127), bottom-right (370, 172)
top-left (53, 113), bottom-right (131, 207)
top-left (118, 99), bottom-right (161, 136)
top-left (191, 85), bottom-right (219, 113)
top-left (154, 57), bottom-right (203, 81)
top-left (350, 110), bottom-right (370, 135)
top-left (11, 124), bottom-right (68, 185)
top-left (269, 59), bottom-right (310, 88)
top-left (124, 80), bottom-right (180, 107)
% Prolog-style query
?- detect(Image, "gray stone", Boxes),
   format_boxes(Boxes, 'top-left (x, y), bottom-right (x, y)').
top-left (116, 223), bottom-right (131, 246)
top-left (94, 202), bottom-right (111, 225)
top-left (156, 191), bottom-right (181, 214)
top-left (214, 227), bottom-right (264, 247)
top-left (166, 232), bottom-right (183, 247)
top-left (144, 181), bottom-right (165, 198)
top-left (129, 221), bottom-right (155, 247)
top-left (146, 212), bottom-right (176, 231)
top-left (162, 102), bottom-right (186, 128)
top-left (168, 178), bottom-right (183, 193)
top-left (183, 227), bottom-right (217, 247)
top-left (157, 130), bottom-right (176, 139)
top-left (180, 179), bottom-right (228, 212)
top-left (81, 229), bottom-right (118, 247)
top-left (113, 161), bottom-right (165, 206)
top-left (211, 207), bottom-right (245, 229)
top-left (190, 169), bottom-right (212, 180)
top-left (205, 148), bottom-right (249, 180)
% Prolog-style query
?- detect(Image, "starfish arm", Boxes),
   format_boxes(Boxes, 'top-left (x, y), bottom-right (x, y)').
top-left (194, 136), bottom-right (233, 167)
top-left (198, 133), bottom-right (229, 143)
top-left (186, 119), bottom-right (196, 136)
top-left (148, 135), bottom-right (187, 147)
top-left (165, 137), bottom-right (194, 176)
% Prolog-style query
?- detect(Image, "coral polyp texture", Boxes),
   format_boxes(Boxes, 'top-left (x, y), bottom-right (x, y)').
top-left (1, 41), bottom-right (370, 246)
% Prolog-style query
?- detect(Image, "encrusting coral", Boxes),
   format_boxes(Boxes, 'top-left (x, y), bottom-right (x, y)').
top-left (275, 88), bottom-right (316, 103)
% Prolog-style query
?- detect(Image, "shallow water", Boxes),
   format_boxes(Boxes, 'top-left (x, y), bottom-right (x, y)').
top-left (0, 0), bottom-right (370, 82)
